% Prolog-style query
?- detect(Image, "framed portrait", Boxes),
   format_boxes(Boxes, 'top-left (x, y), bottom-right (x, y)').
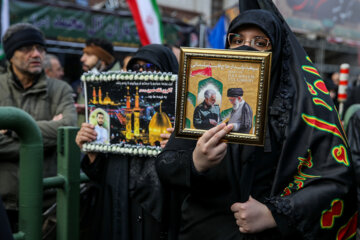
top-left (81, 71), bottom-right (177, 156)
top-left (175, 47), bottom-right (272, 146)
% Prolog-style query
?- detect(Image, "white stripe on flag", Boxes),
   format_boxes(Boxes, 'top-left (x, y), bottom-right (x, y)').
top-left (136, 0), bottom-right (162, 44)
top-left (1, 0), bottom-right (9, 37)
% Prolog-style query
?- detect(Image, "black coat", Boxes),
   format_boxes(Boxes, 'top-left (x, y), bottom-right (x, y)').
top-left (156, 8), bottom-right (358, 240)
top-left (81, 154), bottom-right (165, 240)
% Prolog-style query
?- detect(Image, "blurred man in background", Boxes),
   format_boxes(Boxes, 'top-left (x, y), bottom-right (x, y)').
top-left (43, 54), bottom-right (64, 80)
top-left (73, 38), bottom-right (120, 126)
top-left (80, 38), bottom-right (120, 73)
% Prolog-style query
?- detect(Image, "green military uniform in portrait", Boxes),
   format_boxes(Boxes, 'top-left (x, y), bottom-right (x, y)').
top-left (193, 101), bottom-right (221, 130)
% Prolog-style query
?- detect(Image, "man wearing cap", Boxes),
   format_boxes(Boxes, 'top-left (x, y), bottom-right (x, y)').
top-left (80, 38), bottom-right (120, 73)
top-left (193, 89), bottom-right (221, 130)
top-left (227, 88), bottom-right (253, 134)
top-left (0, 23), bottom-right (77, 230)
top-left (73, 38), bottom-right (121, 126)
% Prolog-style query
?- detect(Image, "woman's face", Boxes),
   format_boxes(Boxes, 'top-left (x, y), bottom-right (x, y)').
top-left (130, 59), bottom-right (160, 72)
top-left (227, 26), bottom-right (272, 51)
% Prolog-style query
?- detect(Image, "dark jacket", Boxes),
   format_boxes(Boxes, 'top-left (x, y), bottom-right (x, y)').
top-left (0, 67), bottom-right (77, 209)
top-left (156, 9), bottom-right (357, 240)
top-left (81, 154), bottom-right (165, 240)
top-left (193, 102), bottom-right (221, 130)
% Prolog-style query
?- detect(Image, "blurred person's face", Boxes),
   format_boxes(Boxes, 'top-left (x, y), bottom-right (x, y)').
top-left (228, 26), bottom-right (272, 51)
top-left (171, 46), bottom-right (180, 63)
top-left (46, 58), bottom-right (64, 79)
top-left (332, 72), bottom-right (340, 86)
top-left (329, 89), bottom-right (336, 100)
top-left (204, 94), bottom-right (216, 107)
top-left (11, 44), bottom-right (45, 76)
top-left (97, 113), bottom-right (104, 126)
top-left (81, 52), bottom-right (101, 72)
top-left (122, 55), bottom-right (132, 71)
top-left (130, 60), bottom-right (160, 72)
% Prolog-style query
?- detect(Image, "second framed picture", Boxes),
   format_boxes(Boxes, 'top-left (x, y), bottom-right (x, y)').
top-left (175, 47), bottom-right (272, 146)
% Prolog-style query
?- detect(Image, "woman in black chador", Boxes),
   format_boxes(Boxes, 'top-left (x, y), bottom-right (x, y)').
top-left (76, 44), bottom-right (178, 240)
top-left (156, 8), bottom-right (358, 240)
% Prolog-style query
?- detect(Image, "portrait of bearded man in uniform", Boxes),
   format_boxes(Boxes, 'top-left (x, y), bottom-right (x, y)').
top-left (193, 89), bottom-right (221, 130)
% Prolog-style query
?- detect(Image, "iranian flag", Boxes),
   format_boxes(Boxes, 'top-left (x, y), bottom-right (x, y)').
top-left (127, 0), bottom-right (163, 46)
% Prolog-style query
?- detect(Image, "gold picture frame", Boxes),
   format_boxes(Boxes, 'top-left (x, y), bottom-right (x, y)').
top-left (175, 47), bottom-right (272, 146)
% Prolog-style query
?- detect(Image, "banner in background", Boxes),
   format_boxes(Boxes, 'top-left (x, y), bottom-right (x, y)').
top-left (9, 0), bottom-right (191, 48)
top-left (274, 0), bottom-right (360, 42)
top-left (126, 0), bottom-right (163, 46)
top-left (232, 0), bottom-right (360, 42)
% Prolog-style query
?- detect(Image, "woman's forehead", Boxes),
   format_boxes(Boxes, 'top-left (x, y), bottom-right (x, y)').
top-left (233, 25), bottom-right (268, 37)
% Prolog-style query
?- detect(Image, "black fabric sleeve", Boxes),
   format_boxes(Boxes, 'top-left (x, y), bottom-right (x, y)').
top-left (264, 197), bottom-right (299, 237)
top-left (156, 148), bottom-right (192, 189)
top-left (155, 133), bottom-right (197, 189)
top-left (81, 153), bottom-right (107, 182)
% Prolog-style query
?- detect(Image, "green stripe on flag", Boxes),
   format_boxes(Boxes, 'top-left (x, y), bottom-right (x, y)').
top-left (150, 0), bottom-right (163, 43)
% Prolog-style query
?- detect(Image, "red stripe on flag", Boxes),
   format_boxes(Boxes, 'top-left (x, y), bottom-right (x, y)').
top-left (338, 94), bottom-right (347, 100)
top-left (340, 69), bottom-right (349, 74)
top-left (338, 93), bottom-right (347, 99)
top-left (127, 0), bottom-right (150, 46)
top-left (339, 81), bottom-right (348, 86)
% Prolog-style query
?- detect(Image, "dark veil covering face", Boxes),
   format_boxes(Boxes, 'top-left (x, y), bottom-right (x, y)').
top-left (226, 7), bottom-right (358, 240)
top-left (127, 44), bottom-right (179, 74)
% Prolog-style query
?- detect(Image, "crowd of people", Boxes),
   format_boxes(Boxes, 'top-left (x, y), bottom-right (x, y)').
top-left (1, 3), bottom-right (360, 240)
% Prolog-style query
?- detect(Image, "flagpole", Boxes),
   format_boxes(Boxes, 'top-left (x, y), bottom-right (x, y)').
top-left (1, 0), bottom-right (9, 37)
top-left (0, 0), bottom-right (9, 60)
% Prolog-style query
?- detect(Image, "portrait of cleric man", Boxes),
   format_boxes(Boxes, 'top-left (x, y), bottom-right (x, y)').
top-left (193, 89), bottom-right (221, 130)
top-left (227, 88), bottom-right (253, 133)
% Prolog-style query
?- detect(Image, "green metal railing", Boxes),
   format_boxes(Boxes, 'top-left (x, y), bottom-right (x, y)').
top-left (0, 107), bottom-right (88, 240)
top-left (0, 107), bottom-right (43, 240)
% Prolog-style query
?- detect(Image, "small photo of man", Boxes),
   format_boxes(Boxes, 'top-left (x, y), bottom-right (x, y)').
top-left (90, 109), bottom-right (110, 144)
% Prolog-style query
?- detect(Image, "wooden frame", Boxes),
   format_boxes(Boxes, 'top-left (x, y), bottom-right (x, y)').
top-left (175, 47), bottom-right (272, 146)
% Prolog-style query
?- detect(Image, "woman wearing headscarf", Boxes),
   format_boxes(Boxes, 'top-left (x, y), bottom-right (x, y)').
top-left (76, 44), bottom-right (178, 240)
top-left (156, 9), bottom-right (357, 240)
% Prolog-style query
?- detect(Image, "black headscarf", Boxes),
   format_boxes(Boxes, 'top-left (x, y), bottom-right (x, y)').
top-left (127, 44), bottom-right (179, 74)
top-left (127, 44), bottom-right (179, 223)
top-left (225, 10), bottom-right (287, 130)
top-left (226, 8), bottom-right (357, 239)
